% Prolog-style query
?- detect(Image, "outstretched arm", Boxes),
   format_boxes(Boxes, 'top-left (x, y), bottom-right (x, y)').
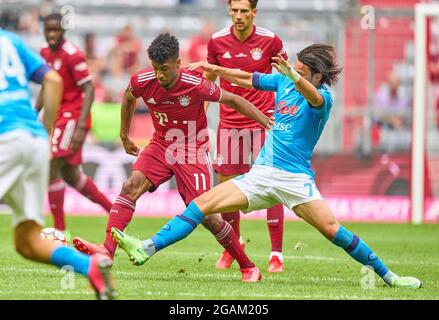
top-left (120, 88), bottom-right (140, 156)
top-left (271, 56), bottom-right (324, 108)
top-left (219, 89), bottom-right (273, 129)
top-left (188, 61), bottom-right (253, 89)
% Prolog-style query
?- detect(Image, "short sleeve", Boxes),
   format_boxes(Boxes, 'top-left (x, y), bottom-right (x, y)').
top-left (252, 72), bottom-right (285, 92)
top-left (128, 73), bottom-right (142, 98)
top-left (68, 52), bottom-right (92, 86)
top-left (272, 35), bottom-right (288, 61)
top-left (206, 38), bottom-right (218, 65)
top-left (310, 87), bottom-right (333, 118)
top-left (198, 77), bottom-right (221, 102)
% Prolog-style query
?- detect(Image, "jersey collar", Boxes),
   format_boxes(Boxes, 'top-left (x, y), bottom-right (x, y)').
top-left (230, 25), bottom-right (256, 44)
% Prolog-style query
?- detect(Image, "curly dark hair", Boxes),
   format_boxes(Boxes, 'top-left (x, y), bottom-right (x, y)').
top-left (44, 13), bottom-right (63, 24)
top-left (147, 33), bottom-right (179, 64)
top-left (297, 44), bottom-right (343, 87)
top-left (228, 0), bottom-right (258, 9)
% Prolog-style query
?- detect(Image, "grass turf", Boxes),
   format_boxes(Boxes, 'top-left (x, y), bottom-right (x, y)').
top-left (0, 214), bottom-right (438, 300)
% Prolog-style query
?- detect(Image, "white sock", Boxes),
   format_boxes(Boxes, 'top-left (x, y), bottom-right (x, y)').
top-left (142, 239), bottom-right (157, 257)
top-left (382, 270), bottom-right (398, 285)
top-left (269, 251), bottom-right (283, 262)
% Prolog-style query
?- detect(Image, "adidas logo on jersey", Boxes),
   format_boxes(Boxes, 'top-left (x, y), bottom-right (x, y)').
top-left (222, 51), bottom-right (232, 59)
top-left (147, 97), bottom-right (157, 104)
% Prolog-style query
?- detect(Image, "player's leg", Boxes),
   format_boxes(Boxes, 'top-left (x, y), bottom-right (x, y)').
top-left (48, 119), bottom-right (76, 232)
top-left (5, 133), bottom-right (114, 299)
top-left (218, 173), bottom-right (242, 236)
top-left (48, 157), bottom-right (67, 231)
top-left (111, 179), bottom-right (249, 265)
top-left (74, 170), bottom-right (153, 258)
top-left (293, 200), bottom-right (421, 288)
top-left (74, 143), bottom-right (172, 258)
top-left (112, 166), bottom-right (277, 271)
top-left (266, 204), bottom-right (284, 272)
top-left (173, 155), bottom-right (260, 280)
top-left (214, 126), bottom-right (249, 268)
top-left (61, 162), bottom-right (112, 213)
top-left (253, 128), bottom-right (285, 272)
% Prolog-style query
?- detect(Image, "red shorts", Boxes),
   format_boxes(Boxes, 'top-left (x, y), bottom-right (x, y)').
top-left (51, 117), bottom-right (89, 165)
top-left (132, 141), bottom-right (213, 205)
top-left (213, 125), bottom-right (266, 176)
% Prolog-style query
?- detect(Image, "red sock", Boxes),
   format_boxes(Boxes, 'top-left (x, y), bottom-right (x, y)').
top-left (267, 204), bottom-right (284, 253)
top-left (75, 173), bottom-right (112, 213)
top-left (221, 211), bottom-right (240, 237)
top-left (214, 221), bottom-right (254, 269)
top-left (48, 179), bottom-right (66, 230)
top-left (103, 195), bottom-right (135, 257)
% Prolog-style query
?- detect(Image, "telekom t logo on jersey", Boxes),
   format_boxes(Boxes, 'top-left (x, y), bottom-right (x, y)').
top-left (274, 100), bottom-right (299, 116)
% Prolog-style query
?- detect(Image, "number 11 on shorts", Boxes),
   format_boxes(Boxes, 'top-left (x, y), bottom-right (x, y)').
top-left (194, 173), bottom-right (207, 191)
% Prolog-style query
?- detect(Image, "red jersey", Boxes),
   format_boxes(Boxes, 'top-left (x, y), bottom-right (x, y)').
top-left (207, 25), bottom-right (288, 129)
top-left (41, 40), bottom-right (92, 125)
top-left (129, 68), bottom-right (221, 151)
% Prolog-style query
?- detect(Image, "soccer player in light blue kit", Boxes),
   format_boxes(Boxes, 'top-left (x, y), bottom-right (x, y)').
top-left (112, 43), bottom-right (421, 289)
top-left (0, 28), bottom-right (115, 299)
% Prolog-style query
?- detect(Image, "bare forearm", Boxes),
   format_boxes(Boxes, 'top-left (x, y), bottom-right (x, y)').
top-left (273, 57), bottom-right (324, 107)
top-left (211, 65), bottom-right (253, 88)
top-left (41, 71), bottom-right (62, 133)
top-left (227, 95), bottom-right (269, 127)
top-left (120, 94), bottom-right (137, 140)
top-left (78, 82), bottom-right (94, 128)
top-left (293, 78), bottom-right (323, 107)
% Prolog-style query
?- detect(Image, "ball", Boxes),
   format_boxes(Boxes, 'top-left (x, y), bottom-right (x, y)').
top-left (40, 227), bottom-right (68, 246)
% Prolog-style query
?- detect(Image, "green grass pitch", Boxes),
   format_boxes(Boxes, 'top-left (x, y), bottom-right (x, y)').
top-left (0, 214), bottom-right (438, 300)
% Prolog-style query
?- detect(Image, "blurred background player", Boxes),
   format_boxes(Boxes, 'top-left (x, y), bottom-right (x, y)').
top-left (204, 0), bottom-right (287, 272)
top-left (0, 28), bottom-right (114, 300)
top-left (37, 13), bottom-right (113, 241)
top-left (73, 33), bottom-right (273, 282)
top-left (112, 43), bottom-right (421, 290)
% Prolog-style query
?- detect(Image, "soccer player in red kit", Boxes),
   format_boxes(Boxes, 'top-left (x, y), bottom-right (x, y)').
top-left (73, 33), bottom-right (273, 282)
top-left (204, 0), bottom-right (287, 272)
top-left (38, 14), bottom-right (112, 240)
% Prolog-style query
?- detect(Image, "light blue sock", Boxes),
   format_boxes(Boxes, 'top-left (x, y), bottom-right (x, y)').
top-left (50, 245), bottom-right (91, 276)
top-left (151, 201), bottom-right (205, 251)
top-left (332, 225), bottom-right (389, 278)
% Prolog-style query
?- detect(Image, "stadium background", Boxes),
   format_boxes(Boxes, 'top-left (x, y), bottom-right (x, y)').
top-left (1, 0), bottom-right (438, 223)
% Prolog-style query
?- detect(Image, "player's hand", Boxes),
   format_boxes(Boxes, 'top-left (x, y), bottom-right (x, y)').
top-left (70, 127), bottom-right (86, 152)
top-left (266, 116), bottom-right (275, 130)
top-left (121, 136), bottom-right (140, 156)
top-left (271, 56), bottom-right (294, 77)
top-left (187, 61), bottom-right (215, 73)
top-left (265, 110), bottom-right (274, 130)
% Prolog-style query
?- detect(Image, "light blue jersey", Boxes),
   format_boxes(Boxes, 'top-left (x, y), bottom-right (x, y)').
top-left (0, 29), bottom-right (48, 138)
top-left (252, 72), bottom-right (333, 179)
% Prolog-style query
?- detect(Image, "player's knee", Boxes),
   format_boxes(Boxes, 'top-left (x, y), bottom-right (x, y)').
top-left (121, 178), bottom-right (142, 199)
top-left (62, 170), bottom-right (78, 186)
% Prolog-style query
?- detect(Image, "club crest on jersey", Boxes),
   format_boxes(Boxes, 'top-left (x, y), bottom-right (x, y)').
top-left (178, 95), bottom-right (191, 107)
top-left (53, 59), bottom-right (62, 70)
top-left (251, 48), bottom-right (263, 61)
